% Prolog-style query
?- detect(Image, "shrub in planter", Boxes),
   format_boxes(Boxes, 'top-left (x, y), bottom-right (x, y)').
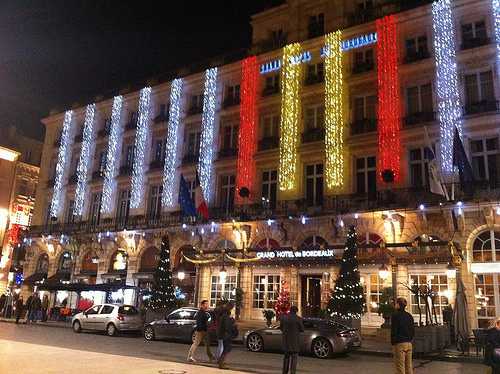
top-left (377, 287), bottom-right (395, 328)
top-left (262, 309), bottom-right (275, 327)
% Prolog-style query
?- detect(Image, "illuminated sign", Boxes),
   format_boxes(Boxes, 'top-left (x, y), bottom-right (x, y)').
top-left (256, 249), bottom-right (337, 260)
top-left (260, 59), bottom-right (281, 74)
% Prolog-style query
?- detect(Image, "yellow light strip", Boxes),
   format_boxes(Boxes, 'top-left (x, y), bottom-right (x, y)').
top-left (0, 146), bottom-right (19, 162)
top-left (324, 31), bottom-right (344, 189)
top-left (278, 43), bottom-right (302, 192)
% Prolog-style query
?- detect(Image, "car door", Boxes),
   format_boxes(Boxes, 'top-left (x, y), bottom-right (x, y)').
top-left (262, 325), bottom-right (282, 350)
top-left (299, 320), bottom-right (316, 353)
top-left (82, 305), bottom-right (101, 330)
top-left (97, 305), bottom-right (115, 331)
top-left (164, 309), bottom-right (196, 340)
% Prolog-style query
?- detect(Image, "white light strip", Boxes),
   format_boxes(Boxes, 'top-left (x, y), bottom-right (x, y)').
top-left (50, 110), bottom-right (73, 218)
top-left (471, 262), bottom-right (500, 274)
top-left (101, 95), bottom-right (123, 214)
top-left (493, 0), bottom-right (500, 75)
top-left (162, 78), bottom-right (183, 208)
top-left (432, 0), bottom-right (463, 174)
top-left (74, 103), bottom-right (96, 216)
top-left (130, 87), bottom-right (152, 209)
top-left (198, 67), bottom-right (218, 203)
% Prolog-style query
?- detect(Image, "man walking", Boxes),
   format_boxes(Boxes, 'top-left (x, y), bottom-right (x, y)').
top-left (391, 297), bottom-right (415, 374)
top-left (280, 305), bottom-right (304, 374)
top-left (187, 300), bottom-right (214, 363)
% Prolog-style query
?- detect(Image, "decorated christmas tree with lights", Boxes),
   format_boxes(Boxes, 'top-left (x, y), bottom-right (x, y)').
top-left (149, 235), bottom-right (177, 311)
top-left (274, 280), bottom-right (291, 320)
top-left (327, 226), bottom-right (365, 323)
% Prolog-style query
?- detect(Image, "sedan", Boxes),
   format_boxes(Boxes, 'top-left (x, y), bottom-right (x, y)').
top-left (244, 318), bottom-right (361, 359)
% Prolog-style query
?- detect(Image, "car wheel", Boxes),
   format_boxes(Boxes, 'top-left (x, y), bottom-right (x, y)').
top-left (312, 338), bottom-right (332, 359)
top-left (144, 326), bottom-right (155, 341)
top-left (106, 323), bottom-right (118, 337)
top-left (247, 333), bottom-right (264, 352)
top-left (72, 321), bottom-right (81, 333)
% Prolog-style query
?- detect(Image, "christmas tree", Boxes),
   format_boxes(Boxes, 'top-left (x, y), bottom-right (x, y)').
top-left (274, 280), bottom-right (291, 319)
top-left (327, 226), bottom-right (365, 323)
top-left (149, 235), bottom-right (177, 311)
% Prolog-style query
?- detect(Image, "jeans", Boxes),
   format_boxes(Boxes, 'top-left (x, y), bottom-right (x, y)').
top-left (282, 352), bottom-right (298, 374)
top-left (393, 342), bottom-right (413, 374)
top-left (187, 331), bottom-right (213, 361)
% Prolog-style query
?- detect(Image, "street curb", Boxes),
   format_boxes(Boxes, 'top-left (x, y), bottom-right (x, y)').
top-left (0, 318), bottom-right (71, 329)
top-left (351, 348), bottom-right (483, 364)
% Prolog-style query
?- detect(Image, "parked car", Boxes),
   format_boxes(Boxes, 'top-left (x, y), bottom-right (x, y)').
top-left (72, 304), bottom-right (143, 336)
top-left (244, 318), bottom-right (361, 359)
top-left (144, 307), bottom-right (216, 343)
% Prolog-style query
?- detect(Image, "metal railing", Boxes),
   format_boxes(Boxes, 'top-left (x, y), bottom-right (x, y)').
top-left (463, 100), bottom-right (499, 116)
top-left (461, 37), bottom-right (491, 51)
top-left (350, 119), bottom-right (377, 135)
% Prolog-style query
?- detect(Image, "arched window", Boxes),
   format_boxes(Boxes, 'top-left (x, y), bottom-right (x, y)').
top-left (473, 230), bottom-right (500, 262)
top-left (109, 250), bottom-right (128, 272)
top-left (256, 238), bottom-right (280, 250)
top-left (140, 247), bottom-right (159, 272)
top-left (300, 236), bottom-right (327, 250)
top-left (36, 253), bottom-right (49, 274)
top-left (81, 252), bottom-right (98, 274)
top-left (58, 251), bottom-right (72, 272)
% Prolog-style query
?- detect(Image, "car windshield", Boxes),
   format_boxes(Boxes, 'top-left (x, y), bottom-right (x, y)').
top-left (118, 305), bottom-right (138, 315)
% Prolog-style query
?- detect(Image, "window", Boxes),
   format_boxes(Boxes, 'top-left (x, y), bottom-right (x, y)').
top-left (406, 83), bottom-right (433, 116)
top-left (221, 124), bottom-right (239, 151)
top-left (470, 137), bottom-right (500, 185)
top-left (220, 175), bottom-right (235, 212)
top-left (261, 170), bottom-right (277, 210)
top-left (304, 105), bottom-right (325, 130)
top-left (475, 274), bottom-right (498, 328)
top-left (256, 238), bottom-right (280, 250)
top-left (356, 0), bottom-right (373, 10)
top-left (262, 114), bottom-right (280, 139)
top-left (36, 254), bottom-right (49, 274)
top-left (405, 35), bottom-right (429, 61)
top-left (86, 305), bottom-right (101, 315)
top-left (190, 94), bottom-right (204, 113)
top-left (168, 309), bottom-right (197, 320)
top-left (224, 84), bottom-right (240, 106)
top-left (186, 131), bottom-right (201, 157)
top-left (117, 189), bottom-right (131, 225)
top-left (270, 28), bottom-right (285, 48)
top-left (147, 185), bottom-right (163, 220)
top-left (464, 71), bottom-right (495, 106)
top-left (353, 49), bottom-right (374, 73)
top-left (461, 20), bottom-right (488, 48)
top-left (210, 274), bottom-right (237, 307)
top-left (263, 74), bottom-right (280, 95)
top-left (409, 147), bottom-right (432, 189)
top-left (308, 13), bottom-right (324, 38)
top-left (305, 163), bottom-right (323, 206)
top-left (66, 200), bottom-right (75, 223)
top-left (410, 274), bottom-right (449, 323)
top-left (354, 95), bottom-right (377, 122)
top-left (118, 306), bottom-right (138, 315)
top-left (152, 138), bottom-right (166, 164)
top-left (253, 275), bottom-right (281, 309)
top-left (89, 192), bottom-right (102, 226)
top-left (472, 230), bottom-right (500, 262)
top-left (97, 151), bottom-right (107, 175)
top-left (124, 145), bottom-right (135, 168)
top-left (100, 305), bottom-right (114, 314)
top-left (356, 156), bottom-right (377, 195)
top-left (306, 62), bottom-right (324, 84)
top-left (361, 274), bottom-right (383, 314)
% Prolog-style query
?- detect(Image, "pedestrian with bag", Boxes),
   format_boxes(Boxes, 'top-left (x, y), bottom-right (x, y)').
top-left (187, 300), bottom-right (215, 363)
top-left (391, 297), bottom-right (415, 374)
top-left (279, 305), bottom-right (304, 374)
top-left (217, 302), bottom-right (237, 370)
top-left (485, 318), bottom-right (500, 374)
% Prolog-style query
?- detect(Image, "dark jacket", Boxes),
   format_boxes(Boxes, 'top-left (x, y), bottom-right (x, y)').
top-left (279, 313), bottom-right (304, 353)
top-left (15, 299), bottom-right (24, 315)
top-left (485, 328), bottom-right (500, 367)
top-left (217, 312), bottom-right (236, 341)
top-left (25, 296), bottom-right (33, 310)
top-left (31, 297), bottom-right (42, 311)
top-left (195, 310), bottom-right (210, 332)
top-left (391, 310), bottom-right (415, 345)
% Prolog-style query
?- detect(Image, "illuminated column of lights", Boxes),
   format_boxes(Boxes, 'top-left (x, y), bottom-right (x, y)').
top-left (278, 43), bottom-right (302, 192)
top-left (324, 31), bottom-right (344, 189)
top-left (198, 67), bottom-right (218, 202)
top-left (101, 95), bottom-right (123, 214)
top-left (493, 0), bottom-right (500, 75)
top-left (73, 103), bottom-right (96, 216)
top-left (432, 0), bottom-right (463, 174)
top-left (161, 78), bottom-right (183, 208)
top-left (376, 15), bottom-right (401, 183)
top-left (50, 110), bottom-right (73, 218)
top-left (236, 56), bottom-right (259, 203)
top-left (130, 86), bottom-right (152, 209)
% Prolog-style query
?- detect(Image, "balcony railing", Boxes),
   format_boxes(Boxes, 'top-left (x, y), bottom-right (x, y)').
top-left (182, 153), bottom-right (198, 165)
top-left (119, 165), bottom-right (133, 176)
top-left (352, 61), bottom-right (374, 75)
top-left (302, 128), bottom-right (325, 143)
top-left (463, 100), bottom-right (499, 116)
top-left (350, 118), bottom-right (377, 135)
top-left (223, 96), bottom-right (240, 108)
top-left (68, 174), bottom-right (78, 185)
top-left (262, 86), bottom-right (280, 97)
top-left (404, 111), bottom-right (435, 127)
top-left (258, 136), bottom-right (279, 151)
top-left (304, 73), bottom-right (324, 86)
top-left (461, 37), bottom-right (491, 51)
top-left (404, 49), bottom-right (430, 64)
top-left (187, 106), bottom-right (203, 116)
top-left (149, 159), bottom-right (164, 170)
top-left (218, 148), bottom-right (238, 159)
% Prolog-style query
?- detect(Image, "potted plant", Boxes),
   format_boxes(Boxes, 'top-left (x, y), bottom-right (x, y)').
top-left (377, 287), bottom-right (395, 328)
top-left (262, 309), bottom-right (275, 327)
top-left (234, 287), bottom-right (244, 320)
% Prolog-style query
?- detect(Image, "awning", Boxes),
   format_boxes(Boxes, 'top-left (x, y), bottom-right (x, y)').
top-left (36, 281), bottom-right (137, 293)
top-left (23, 272), bottom-right (47, 285)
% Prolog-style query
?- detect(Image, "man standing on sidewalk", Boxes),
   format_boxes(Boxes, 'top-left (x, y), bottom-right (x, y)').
top-left (187, 300), bottom-right (214, 363)
top-left (280, 305), bottom-right (304, 374)
top-left (391, 297), bottom-right (415, 374)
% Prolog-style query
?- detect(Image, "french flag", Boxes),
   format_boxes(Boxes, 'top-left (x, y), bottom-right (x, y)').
top-left (195, 172), bottom-right (209, 220)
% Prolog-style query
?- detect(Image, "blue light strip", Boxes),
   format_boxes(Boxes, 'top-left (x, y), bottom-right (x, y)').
top-left (101, 95), bottom-right (123, 214)
top-left (50, 110), bottom-right (73, 218)
top-left (74, 103), bottom-right (96, 216)
top-left (198, 67), bottom-right (218, 203)
top-left (493, 0), bottom-right (500, 73)
top-left (432, 0), bottom-right (463, 174)
top-left (162, 78), bottom-right (183, 208)
top-left (130, 87), bottom-right (152, 209)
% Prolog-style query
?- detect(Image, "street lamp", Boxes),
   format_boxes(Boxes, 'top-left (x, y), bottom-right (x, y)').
top-left (219, 265), bottom-right (227, 284)
top-left (378, 263), bottom-right (390, 281)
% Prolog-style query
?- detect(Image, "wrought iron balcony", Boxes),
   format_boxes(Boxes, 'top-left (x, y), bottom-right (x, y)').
top-left (218, 148), bottom-right (238, 159)
top-left (350, 118), bottom-right (377, 135)
top-left (223, 96), bottom-right (240, 109)
top-left (304, 73), bottom-right (324, 86)
top-left (258, 136), bottom-right (279, 151)
top-left (262, 86), bottom-right (280, 97)
top-left (302, 128), bottom-right (325, 143)
top-left (404, 49), bottom-right (430, 64)
top-left (404, 111), bottom-right (435, 127)
top-left (463, 100), bottom-right (499, 116)
top-left (461, 36), bottom-right (491, 51)
top-left (352, 61), bottom-right (374, 75)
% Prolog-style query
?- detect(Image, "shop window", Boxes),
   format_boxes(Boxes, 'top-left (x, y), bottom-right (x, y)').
top-left (140, 247), bottom-right (159, 272)
top-left (109, 250), bottom-right (128, 272)
top-left (253, 275), bottom-right (281, 309)
top-left (210, 274), bottom-right (237, 307)
top-left (300, 236), bottom-right (327, 250)
top-left (473, 230), bottom-right (500, 262)
top-left (360, 274), bottom-right (382, 314)
top-left (409, 274), bottom-right (449, 323)
top-left (256, 238), bottom-right (280, 250)
top-left (58, 252), bottom-right (72, 273)
top-left (36, 253), bottom-right (49, 274)
top-left (475, 273), bottom-right (498, 328)
top-left (81, 252), bottom-right (98, 274)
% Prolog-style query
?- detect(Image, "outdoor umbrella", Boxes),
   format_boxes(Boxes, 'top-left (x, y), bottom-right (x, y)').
top-left (453, 275), bottom-right (469, 352)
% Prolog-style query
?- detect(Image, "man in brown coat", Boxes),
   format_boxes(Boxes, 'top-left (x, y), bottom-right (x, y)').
top-left (279, 306), bottom-right (304, 374)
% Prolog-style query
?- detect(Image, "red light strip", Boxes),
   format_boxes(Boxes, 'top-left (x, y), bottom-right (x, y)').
top-left (376, 15), bottom-right (401, 183)
top-left (236, 56), bottom-right (259, 202)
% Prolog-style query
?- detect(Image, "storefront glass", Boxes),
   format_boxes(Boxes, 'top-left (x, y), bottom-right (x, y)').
top-left (409, 274), bottom-right (449, 323)
top-left (253, 275), bottom-right (280, 309)
top-left (210, 275), bottom-right (237, 307)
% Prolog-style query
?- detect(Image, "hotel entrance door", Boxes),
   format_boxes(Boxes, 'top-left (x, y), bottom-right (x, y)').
top-left (301, 275), bottom-right (322, 318)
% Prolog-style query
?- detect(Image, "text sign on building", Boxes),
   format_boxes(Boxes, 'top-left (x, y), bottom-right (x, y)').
top-left (256, 249), bottom-right (336, 260)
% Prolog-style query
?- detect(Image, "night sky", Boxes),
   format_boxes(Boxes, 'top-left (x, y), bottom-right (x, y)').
top-left (0, 0), bottom-right (276, 141)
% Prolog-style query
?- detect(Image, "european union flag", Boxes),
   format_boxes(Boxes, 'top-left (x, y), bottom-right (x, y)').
top-left (453, 127), bottom-right (475, 196)
top-left (178, 174), bottom-right (196, 217)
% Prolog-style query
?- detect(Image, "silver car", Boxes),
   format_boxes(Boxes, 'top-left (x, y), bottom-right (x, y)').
top-left (244, 318), bottom-right (362, 359)
top-left (72, 304), bottom-right (144, 336)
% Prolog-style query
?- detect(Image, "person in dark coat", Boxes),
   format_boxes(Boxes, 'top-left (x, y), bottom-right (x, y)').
top-left (217, 302), bottom-right (237, 370)
top-left (25, 293), bottom-right (34, 323)
top-left (31, 294), bottom-right (42, 322)
top-left (391, 297), bottom-right (415, 374)
top-left (279, 305), bottom-right (304, 374)
top-left (485, 318), bottom-right (500, 374)
top-left (15, 296), bottom-right (24, 324)
top-left (0, 293), bottom-right (6, 314)
top-left (187, 300), bottom-right (214, 363)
